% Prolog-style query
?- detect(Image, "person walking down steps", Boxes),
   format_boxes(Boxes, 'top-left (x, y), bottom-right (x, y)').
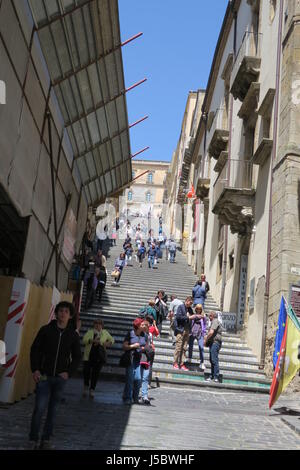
top-left (29, 302), bottom-right (81, 450)
top-left (187, 304), bottom-right (207, 371)
top-left (111, 253), bottom-right (126, 286)
top-left (204, 311), bottom-right (222, 383)
top-left (82, 319), bottom-right (114, 398)
top-left (173, 297), bottom-right (193, 371)
top-left (137, 241), bottom-right (146, 268)
top-left (192, 274), bottom-right (210, 308)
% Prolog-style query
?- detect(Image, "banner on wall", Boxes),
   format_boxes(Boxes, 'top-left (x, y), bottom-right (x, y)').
top-left (48, 286), bottom-right (61, 323)
top-left (237, 255), bottom-right (248, 330)
top-left (0, 278), bottom-right (30, 403)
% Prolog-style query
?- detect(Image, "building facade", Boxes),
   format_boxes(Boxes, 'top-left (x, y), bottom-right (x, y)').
top-left (167, 0), bottom-right (300, 377)
top-left (165, 90), bottom-right (205, 247)
top-left (123, 160), bottom-right (170, 235)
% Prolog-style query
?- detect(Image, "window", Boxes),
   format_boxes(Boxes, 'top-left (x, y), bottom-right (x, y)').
top-left (147, 172), bottom-right (153, 184)
top-left (218, 224), bottom-right (224, 248)
top-left (128, 191), bottom-right (133, 201)
top-left (132, 171), bottom-right (136, 179)
top-left (218, 251), bottom-right (223, 277)
top-left (146, 192), bottom-right (151, 202)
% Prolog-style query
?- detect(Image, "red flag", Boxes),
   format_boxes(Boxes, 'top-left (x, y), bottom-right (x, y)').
top-left (187, 185), bottom-right (195, 199)
top-left (269, 321), bottom-right (288, 408)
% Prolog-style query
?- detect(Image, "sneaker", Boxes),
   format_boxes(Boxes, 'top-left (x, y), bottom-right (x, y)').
top-left (40, 440), bottom-right (54, 450)
top-left (173, 363), bottom-right (179, 369)
top-left (199, 363), bottom-right (206, 371)
top-left (142, 398), bottom-right (151, 405)
top-left (28, 440), bottom-right (38, 450)
top-left (205, 377), bottom-right (212, 382)
top-left (89, 389), bottom-right (95, 398)
top-left (133, 398), bottom-right (140, 404)
top-left (180, 365), bottom-right (189, 371)
top-left (214, 378), bottom-right (219, 383)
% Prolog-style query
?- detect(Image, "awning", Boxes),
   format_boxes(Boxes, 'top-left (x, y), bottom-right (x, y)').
top-left (28, 0), bottom-right (132, 206)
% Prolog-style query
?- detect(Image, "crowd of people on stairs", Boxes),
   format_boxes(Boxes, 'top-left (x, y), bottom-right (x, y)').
top-left (27, 219), bottom-right (223, 449)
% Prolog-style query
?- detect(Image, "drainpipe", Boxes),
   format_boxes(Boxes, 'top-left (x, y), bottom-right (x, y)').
top-left (259, 0), bottom-right (284, 369)
top-left (220, 9), bottom-right (237, 313)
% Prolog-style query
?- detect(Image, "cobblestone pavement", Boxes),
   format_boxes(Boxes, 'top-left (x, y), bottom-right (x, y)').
top-left (0, 378), bottom-right (300, 450)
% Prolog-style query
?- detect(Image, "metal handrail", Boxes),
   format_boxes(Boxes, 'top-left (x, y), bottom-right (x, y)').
top-left (231, 31), bottom-right (263, 85)
top-left (213, 159), bottom-right (253, 207)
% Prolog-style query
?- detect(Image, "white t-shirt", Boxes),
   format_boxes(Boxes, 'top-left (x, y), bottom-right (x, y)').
top-left (169, 298), bottom-right (183, 315)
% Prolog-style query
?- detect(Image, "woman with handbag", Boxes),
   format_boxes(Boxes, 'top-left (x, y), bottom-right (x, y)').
top-left (82, 319), bottom-right (114, 398)
top-left (121, 318), bottom-right (147, 405)
top-left (187, 304), bottom-right (207, 371)
top-left (112, 253), bottom-right (126, 286)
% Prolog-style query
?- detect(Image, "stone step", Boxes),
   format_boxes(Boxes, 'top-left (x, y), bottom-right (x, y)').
top-left (80, 340), bottom-right (259, 362)
top-left (84, 364), bottom-right (270, 393)
top-left (79, 243), bottom-right (270, 393)
top-left (79, 313), bottom-right (240, 340)
top-left (95, 350), bottom-right (262, 374)
top-left (79, 326), bottom-right (250, 349)
top-left (81, 305), bottom-right (219, 318)
top-left (92, 355), bottom-right (265, 381)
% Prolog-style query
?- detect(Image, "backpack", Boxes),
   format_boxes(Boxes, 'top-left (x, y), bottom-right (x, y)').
top-left (138, 306), bottom-right (148, 319)
top-left (206, 321), bottom-right (222, 347)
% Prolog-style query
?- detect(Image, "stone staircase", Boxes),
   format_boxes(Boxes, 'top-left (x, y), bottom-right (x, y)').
top-left (80, 242), bottom-right (271, 393)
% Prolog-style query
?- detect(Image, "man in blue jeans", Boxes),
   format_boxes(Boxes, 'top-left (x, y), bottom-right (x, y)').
top-left (147, 243), bottom-right (156, 269)
top-left (204, 311), bottom-right (222, 383)
top-left (29, 302), bottom-right (81, 449)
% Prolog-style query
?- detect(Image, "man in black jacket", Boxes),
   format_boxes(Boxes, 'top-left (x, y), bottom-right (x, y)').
top-left (29, 301), bottom-right (81, 449)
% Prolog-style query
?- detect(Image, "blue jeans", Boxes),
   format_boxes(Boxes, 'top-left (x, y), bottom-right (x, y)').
top-left (29, 376), bottom-right (66, 442)
top-left (209, 342), bottom-right (221, 379)
top-left (148, 255), bottom-right (155, 268)
top-left (141, 366), bottom-right (150, 399)
top-left (123, 362), bottom-right (141, 402)
top-left (116, 268), bottom-right (123, 283)
top-left (188, 335), bottom-right (205, 364)
top-left (193, 297), bottom-right (205, 309)
top-left (169, 251), bottom-right (176, 263)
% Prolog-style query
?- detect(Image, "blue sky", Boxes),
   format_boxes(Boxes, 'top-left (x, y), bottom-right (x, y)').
top-left (119, 0), bottom-right (228, 163)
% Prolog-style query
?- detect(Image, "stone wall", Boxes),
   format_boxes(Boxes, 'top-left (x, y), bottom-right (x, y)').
top-left (266, 7), bottom-right (300, 380)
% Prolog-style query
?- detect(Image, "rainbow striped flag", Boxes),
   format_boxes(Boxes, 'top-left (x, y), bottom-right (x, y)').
top-left (269, 305), bottom-right (300, 408)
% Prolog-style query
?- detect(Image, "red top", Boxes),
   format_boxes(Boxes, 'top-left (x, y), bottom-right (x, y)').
top-left (149, 325), bottom-right (159, 350)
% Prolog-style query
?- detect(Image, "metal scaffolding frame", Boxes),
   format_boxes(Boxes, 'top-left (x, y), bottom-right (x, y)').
top-left (28, 0), bottom-right (137, 206)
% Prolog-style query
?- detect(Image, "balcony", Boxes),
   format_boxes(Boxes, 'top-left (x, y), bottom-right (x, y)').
top-left (196, 159), bottom-right (210, 200)
top-left (212, 159), bottom-right (255, 236)
top-left (208, 108), bottom-right (229, 160)
top-left (237, 82), bottom-right (260, 122)
top-left (214, 150), bottom-right (228, 173)
top-left (252, 138), bottom-right (273, 166)
top-left (230, 31), bottom-right (262, 102)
